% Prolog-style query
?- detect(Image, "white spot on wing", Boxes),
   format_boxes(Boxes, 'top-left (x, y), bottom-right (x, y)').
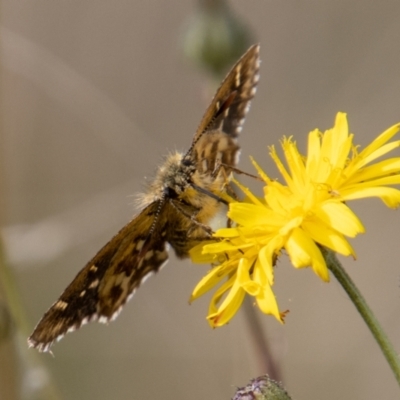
top-left (109, 305), bottom-right (125, 322)
top-left (158, 258), bottom-right (169, 271)
top-left (90, 314), bottom-right (99, 322)
top-left (234, 149), bottom-right (241, 165)
top-left (89, 279), bottom-right (99, 289)
top-left (141, 271), bottom-right (154, 284)
top-left (235, 67), bottom-right (241, 88)
top-left (99, 316), bottom-right (109, 324)
top-left (144, 250), bottom-right (154, 260)
top-left (67, 325), bottom-right (76, 334)
top-left (126, 290), bottom-right (136, 303)
top-left (55, 300), bottom-right (68, 310)
top-left (136, 240), bottom-right (145, 251)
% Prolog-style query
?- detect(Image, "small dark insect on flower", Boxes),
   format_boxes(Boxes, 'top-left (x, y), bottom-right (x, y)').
top-left (28, 45), bottom-right (261, 352)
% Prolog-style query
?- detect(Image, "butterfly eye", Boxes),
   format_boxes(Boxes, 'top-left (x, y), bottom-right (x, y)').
top-left (182, 158), bottom-right (193, 167)
top-left (164, 186), bottom-right (178, 199)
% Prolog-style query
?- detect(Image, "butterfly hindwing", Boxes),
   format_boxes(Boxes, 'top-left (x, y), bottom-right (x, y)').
top-left (28, 202), bottom-right (168, 352)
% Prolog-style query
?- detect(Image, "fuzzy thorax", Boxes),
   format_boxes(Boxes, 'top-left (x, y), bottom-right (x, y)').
top-left (136, 151), bottom-right (192, 207)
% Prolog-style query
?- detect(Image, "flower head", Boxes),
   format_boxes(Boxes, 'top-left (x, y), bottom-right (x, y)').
top-left (190, 113), bottom-right (400, 327)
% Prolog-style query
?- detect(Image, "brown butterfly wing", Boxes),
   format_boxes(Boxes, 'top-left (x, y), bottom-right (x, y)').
top-left (188, 45), bottom-right (260, 192)
top-left (191, 44), bottom-right (260, 145)
top-left (28, 202), bottom-right (168, 352)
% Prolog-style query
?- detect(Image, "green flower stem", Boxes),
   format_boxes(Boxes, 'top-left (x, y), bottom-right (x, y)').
top-left (323, 248), bottom-right (400, 386)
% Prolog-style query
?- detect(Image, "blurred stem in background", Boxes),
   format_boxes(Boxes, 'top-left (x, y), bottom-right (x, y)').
top-left (0, 240), bottom-right (63, 400)
top-left (0, 293), bottom-right (18, 400)
top-left (182, 0), bottom-right (282, 382)
top-left (183, 0), bottom-right (255, 80)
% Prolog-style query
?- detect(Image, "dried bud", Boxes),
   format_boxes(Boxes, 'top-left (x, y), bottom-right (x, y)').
top-left (233, 375), bottom-right (292, 400)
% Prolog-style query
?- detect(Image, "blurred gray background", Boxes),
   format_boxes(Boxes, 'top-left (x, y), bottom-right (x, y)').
top-left (1, 1), bottom-right (400, 399)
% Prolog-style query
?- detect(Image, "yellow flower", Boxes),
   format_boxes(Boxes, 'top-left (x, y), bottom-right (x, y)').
top-left (190, 113), bottom-right (400, 327)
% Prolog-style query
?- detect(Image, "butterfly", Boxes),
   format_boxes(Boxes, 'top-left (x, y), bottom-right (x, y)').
top-left (28, 44), bottom-right (260, 352)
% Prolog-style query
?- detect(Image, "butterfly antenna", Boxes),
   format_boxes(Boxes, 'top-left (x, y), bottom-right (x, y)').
top-left (139, 195), bottom-right (166, 258)
top-left (189, 183), bottom-right (229, 205)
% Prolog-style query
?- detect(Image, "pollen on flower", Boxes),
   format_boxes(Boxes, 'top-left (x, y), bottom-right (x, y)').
top-left (190, 112), bottom-right (400, 327)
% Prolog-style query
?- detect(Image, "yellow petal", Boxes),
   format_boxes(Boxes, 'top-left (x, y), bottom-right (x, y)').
top-left (356, 141), bottom-right (400, 170)
top-left (316, 201), bottom-right (365, 237)
top-left (201, 240), bottom-right (237, 254)
top-left (207, 274), bottom-right (236, 316)
top-left (279, 216), bottom-right (303, 236)
top-left (257, 242), bottom-right (278, 285)
top-left (306, 129), bottom-right (322, 176)
top-left (343, 176), bottom-right (400, 192)
top-left (232, 179), bottom-right (264, 206)
top-left (269, 145), bottom-right (294, 188)
top-left (303, 219), bottom-right (355, 257)
top-left (208, 278), bottom-right (246, 327)
top-left (345, 158), bottom-right (400, 185)
top-left (358, 123), bottom-right (400, 160)
top-left (235, 258), bottom-right (260, 296)
top-left (213, 228), bottom-right (240, 238)
top-left (282, 138), bottom-right (306, 190)
top-left (250, 156), bottom-right (273, 184)
top-left (285, 228), bottom-right (330, 281)
top-left (190, 263), bottom-right (234, 301)
top-left (189, 242), bottom-right (218, 263)
top-left (255, 283), bottom-right (283, 322)
top-left (229, 203), bottom-right (273, 226)
top-left (341, 186), bottom-right (400, 208)
top-left (320, 113), bottom-right (349, 167)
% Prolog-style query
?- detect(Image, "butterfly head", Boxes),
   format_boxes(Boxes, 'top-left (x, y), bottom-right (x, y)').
top-left (137, 151), bottom-right (195, 207)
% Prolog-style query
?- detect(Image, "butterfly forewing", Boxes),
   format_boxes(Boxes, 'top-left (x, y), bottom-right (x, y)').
top-left (28, 44), bottom-right (261, 352)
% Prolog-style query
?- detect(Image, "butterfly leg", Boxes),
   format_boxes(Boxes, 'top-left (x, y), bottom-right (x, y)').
top-left (218, 162), bottom-right (263, 181)
top-left (168, 199), bottom-right (213, 236)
